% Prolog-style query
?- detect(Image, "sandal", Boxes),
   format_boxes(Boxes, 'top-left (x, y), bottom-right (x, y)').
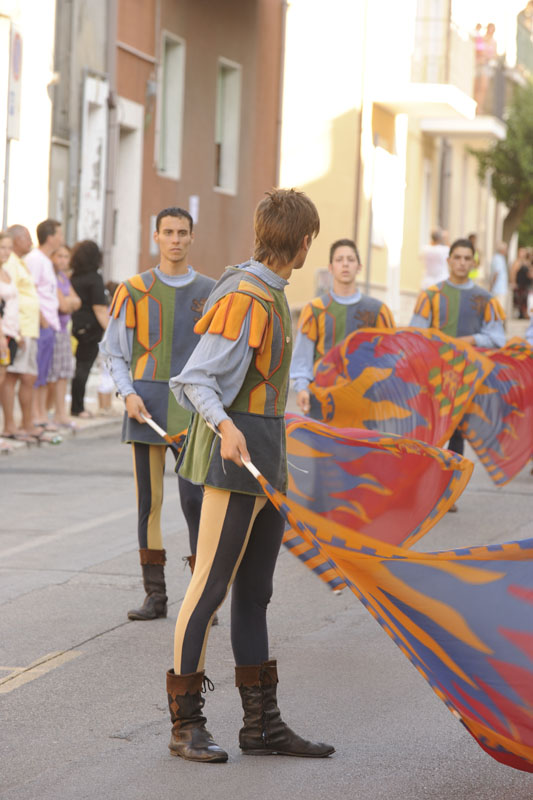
top-left (35, 421), bottom-right (60, 432)
top-left (37, 430), bottom-right (63, 445)
top-left (0, 438), bottom-right (13, 454)
top-left (4, 431), bottom-right (40, 445)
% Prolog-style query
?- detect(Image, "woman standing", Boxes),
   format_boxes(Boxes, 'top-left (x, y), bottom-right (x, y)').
top-left (0, 232), bottom-right (19, 451)
top-left (70, 240), bottom-right (108, 418)
top-left (48, 244), bottom-right (80, 427)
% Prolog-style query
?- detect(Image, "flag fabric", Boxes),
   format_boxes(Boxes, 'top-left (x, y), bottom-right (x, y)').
top-left (282, 415), bottom-right (472, 590)
top-left (460, 338), bottom-right (533, 485)
top-left (258, 455), bottom-right (533, 774)
top-left (309, 328), bottom-right (493, 447)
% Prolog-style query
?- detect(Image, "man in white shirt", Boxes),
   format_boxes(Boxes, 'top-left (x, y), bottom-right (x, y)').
top-left (420, 230), bottom-right (449, 289)
top-left (25, 219), bottom-right (63, 429)
top-left (490, 242), bottom-right (509, 314)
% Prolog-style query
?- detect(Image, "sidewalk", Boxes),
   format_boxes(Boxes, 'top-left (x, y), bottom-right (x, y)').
top-left (0, 361), bottom-right (123, 455)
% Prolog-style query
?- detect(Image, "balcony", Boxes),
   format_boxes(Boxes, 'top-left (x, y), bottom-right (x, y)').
top-left (373, 16), bottom-right (476, 121)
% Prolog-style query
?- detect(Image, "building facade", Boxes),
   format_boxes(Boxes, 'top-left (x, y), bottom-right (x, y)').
top-left (279, 0), bottom-right (517, 323)
top-left (49, 0), bottom-right (285, 282)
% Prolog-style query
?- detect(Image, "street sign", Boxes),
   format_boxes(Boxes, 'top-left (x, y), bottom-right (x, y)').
top-left (7, 25), bottom-right (22, 140)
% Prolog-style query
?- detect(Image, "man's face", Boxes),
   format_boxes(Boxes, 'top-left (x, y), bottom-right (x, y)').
top-left (448, 246), bottom-right (473, 282)
top-left (154, 215), bottom-right (193, 263)
top-left (329, 245), bottom-right (360, 285)
top-left (49, 225), bottom-right (64, 251)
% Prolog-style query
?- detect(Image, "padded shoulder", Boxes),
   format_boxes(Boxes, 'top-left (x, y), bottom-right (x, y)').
top-left (194, 292), bottom-right (270, 350)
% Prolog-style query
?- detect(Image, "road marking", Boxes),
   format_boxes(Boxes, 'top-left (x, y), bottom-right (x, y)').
top-left (1, 507), bottom-right (136, 558)
top-left (0, 650), bottom-right (81, 694)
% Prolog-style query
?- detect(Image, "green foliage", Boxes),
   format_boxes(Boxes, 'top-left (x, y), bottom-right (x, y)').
top-left (471, 81), bottom-right (533, 208)
top-left (518, 204), bottom-right (533, 247)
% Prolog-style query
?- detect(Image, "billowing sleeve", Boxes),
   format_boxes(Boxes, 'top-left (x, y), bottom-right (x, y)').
top-left (376, 303), bottom-right (395, 329)
top-left (410, 290), bottom-right (433, 328)
top-left (474, 297), bottom-right (506, 349)
top-left (297, 302), bottom-right (318, 342)
top-left (99, 285), bottom-right (135, 397)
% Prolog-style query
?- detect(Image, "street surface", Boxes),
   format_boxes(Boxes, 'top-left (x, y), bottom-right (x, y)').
top-left (1, 423), bottom-right (533, 799)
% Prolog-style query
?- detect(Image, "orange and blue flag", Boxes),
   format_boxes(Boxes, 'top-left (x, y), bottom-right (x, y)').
top-left (282, 415), bottom-right (471, 590)
top-left (252, 436), bottom-right (533, 774)
top-left (309, 328), bottom-right (493, 446)
top-left (460, 338), bottom-right (533, 485)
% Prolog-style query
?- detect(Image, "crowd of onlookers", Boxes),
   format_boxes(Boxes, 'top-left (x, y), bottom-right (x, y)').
top-left (0, 218), bottom-right (116, 453)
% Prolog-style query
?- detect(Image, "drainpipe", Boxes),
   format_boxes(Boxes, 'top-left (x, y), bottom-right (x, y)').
top-left (102, 0), bottom-right (118, 281)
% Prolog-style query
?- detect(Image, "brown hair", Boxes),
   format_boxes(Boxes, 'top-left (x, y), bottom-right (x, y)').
top-left (36, 219), bottom-right (61, 245)
top-left (253, 189), bottom-right (320, 266)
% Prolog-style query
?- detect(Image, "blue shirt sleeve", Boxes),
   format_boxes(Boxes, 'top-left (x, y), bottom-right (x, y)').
top-left (99, 303), bottom-right (135, 397)
top-left (409, 312), bottom-right (431, 328)
top-left (290, 329), bottom-right (316, 392)
top-left (169, 312), bottom-right (255, 430)
top-left (473, 306), bottom-right (506, 348)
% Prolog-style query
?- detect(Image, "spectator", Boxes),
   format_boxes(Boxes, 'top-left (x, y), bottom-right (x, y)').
top-left (70, 240), bottom-right (108, 418)
top-left (420, 229), bottom-right (449, 289)
top-left (489, 242), bottom-right (509, 314)
top-left (515, 251), bottom-right (533, 319)
top-left (97, 281), bottom-right (118, 415)
top-left (0, 232), bottom-right (19, 452)
top-left (467, 232), bottom-right (481, 279)
top-left (25, 219), bottom-right (63, 431)
top-left (47, 244), bottom-right (80, 428)
top-left (1, 225), bottom-right (42, 443)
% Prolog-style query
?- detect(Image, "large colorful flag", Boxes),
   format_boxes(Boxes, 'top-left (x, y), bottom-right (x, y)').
top-left (282, 415), bottom-right (472, 590)
top-left (248, 453), bottom-right (533, 774)
top-left (460, 338), bottom-right (533, 485)
top-left (309, 328), bottom-right (493, 447)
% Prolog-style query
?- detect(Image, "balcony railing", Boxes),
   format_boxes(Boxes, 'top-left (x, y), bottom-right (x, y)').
top-left (411, 18), bottom-right (475, 98)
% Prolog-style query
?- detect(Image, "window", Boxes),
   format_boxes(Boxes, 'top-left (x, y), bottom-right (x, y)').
top-left (157, 33), bottom-right (185, 179)
top-left (214, 58), bottom-right (242, 194)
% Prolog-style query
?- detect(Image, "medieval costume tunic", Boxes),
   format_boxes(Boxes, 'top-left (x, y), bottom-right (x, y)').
top-left (290, 289), bottom-right (395, 395)
top-left (410, 278), bottom-right (506, 458)
top-left (175, 261), bottom-right (292, 496)
top-left (105, 267), bottom-right (215, 445)
top-left (410, 279), bottom-right (506, 347)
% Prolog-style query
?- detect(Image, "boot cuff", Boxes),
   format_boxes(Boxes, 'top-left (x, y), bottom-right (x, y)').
top-left (140, 548), bottom-right (166, 566)
top-left (166, 669), bottom-right (205, 695)
top-left (261, 659), bottom-right (279, 684)
top-left (183, 554), bottom-right (196, 573)
top-left (235, 664), bottom-right (262, 687)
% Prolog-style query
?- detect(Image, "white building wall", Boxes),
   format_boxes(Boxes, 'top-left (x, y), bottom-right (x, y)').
top-left (0, 0), bottom-right (56, 236)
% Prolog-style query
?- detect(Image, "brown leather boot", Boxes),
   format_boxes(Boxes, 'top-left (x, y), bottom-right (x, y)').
top-left (183, 554), bottom-right (219, 626)
top-left (127, 549), bottom-right (167, 621)
top-left (235, 659), bottom-right (334, 757)
top-left (166, 669), bottom-right (228, 762)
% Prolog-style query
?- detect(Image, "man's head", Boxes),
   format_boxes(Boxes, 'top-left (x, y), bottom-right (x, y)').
top-left (36, 219), bottom-right (63, 251)
top-left (496, 241), bottom-right (508, 256)
top-left (328, 238), bottom-right (361, 289)
top-left (154, 207), bottom-right (194, 270)
top-left (448, 238), bottom-right (475, 283)
top-left (467, 232), bottom-right (477, 249)
top-left (7, 224), bottom-right (32, 257)
top-left (253, 188), bottom-right (320, 272)
top-left (430, 229), bottom-right (442, 245)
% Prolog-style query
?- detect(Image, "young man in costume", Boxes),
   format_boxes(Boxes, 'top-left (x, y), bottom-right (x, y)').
top-left (410, 237), bottom-right (506, 487)
top-left (100, 208), bottom-right (215, 621)
top-left (291, 238), bottom-right (395, 415)
top-left (167, 189), bottom-right (334, 763)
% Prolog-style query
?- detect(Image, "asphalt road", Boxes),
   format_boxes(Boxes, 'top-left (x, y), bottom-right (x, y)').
top-left (1, 425), bottom-right (532, 800)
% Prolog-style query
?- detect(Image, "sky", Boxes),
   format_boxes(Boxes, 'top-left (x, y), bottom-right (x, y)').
top-left (452, 0), bottom-right (528, 63)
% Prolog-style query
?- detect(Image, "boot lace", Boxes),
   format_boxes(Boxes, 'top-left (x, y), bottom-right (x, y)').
top-left (202, 676), bottom-right (215, 693)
